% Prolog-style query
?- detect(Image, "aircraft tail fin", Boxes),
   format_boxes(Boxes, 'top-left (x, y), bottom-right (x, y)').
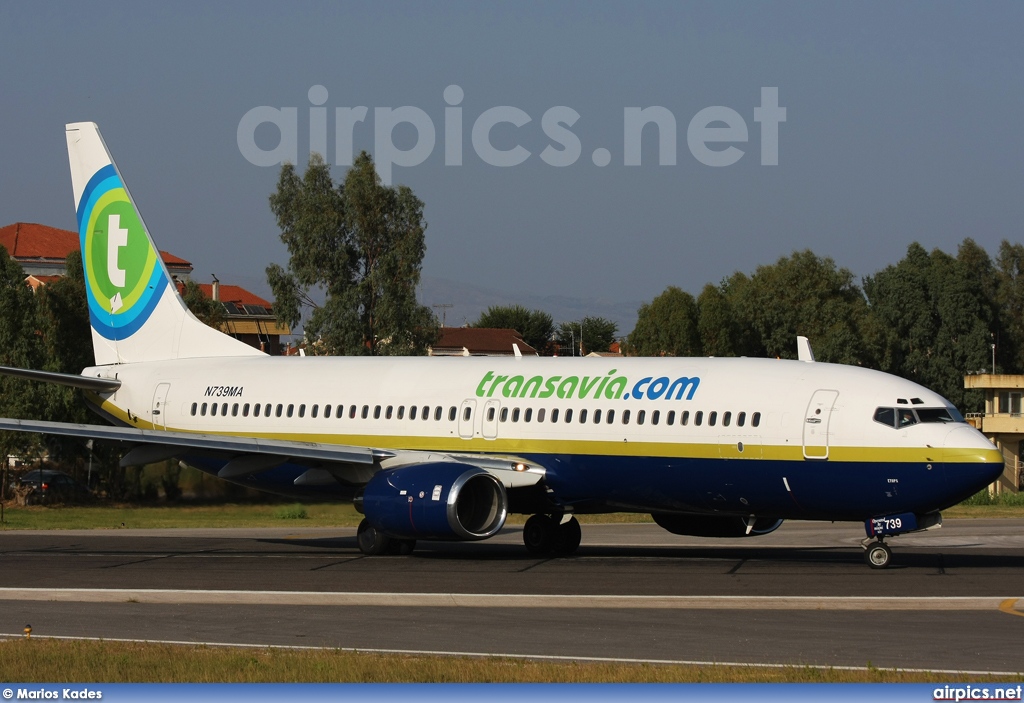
top-left (65, 122), bottom-right (263, 365)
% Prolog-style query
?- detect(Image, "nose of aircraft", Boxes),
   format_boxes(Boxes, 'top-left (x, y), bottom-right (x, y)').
top-left (940, 425), bottom-right (1004, 504)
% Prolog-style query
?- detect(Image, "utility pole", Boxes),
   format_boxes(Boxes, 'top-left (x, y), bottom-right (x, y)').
top-left (432, 303), bottom-right (453, 327)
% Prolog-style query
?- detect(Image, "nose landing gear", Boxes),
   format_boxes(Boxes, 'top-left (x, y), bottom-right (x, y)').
top-left (863, 539), bottom-right (892, 569)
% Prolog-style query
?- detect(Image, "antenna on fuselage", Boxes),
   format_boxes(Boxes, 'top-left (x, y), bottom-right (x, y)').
top-left (797, 336), bottom-right (815, 362)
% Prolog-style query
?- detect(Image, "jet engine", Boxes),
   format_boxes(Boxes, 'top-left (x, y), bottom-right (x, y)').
top-left (358, 463), bottom-right (508, 541)
top-left (652, 514), bottom-right (784, 538)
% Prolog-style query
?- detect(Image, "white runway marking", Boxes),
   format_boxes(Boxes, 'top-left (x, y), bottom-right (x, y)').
top-left (0, 587), bottom-right (1021, 610)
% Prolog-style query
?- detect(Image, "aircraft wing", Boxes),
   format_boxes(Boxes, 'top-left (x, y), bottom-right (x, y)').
top-left (0, 418), bottom-right (545, 488)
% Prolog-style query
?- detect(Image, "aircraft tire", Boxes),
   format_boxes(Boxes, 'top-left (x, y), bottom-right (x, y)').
top-left (357, 518), bottom-right (393, 556)
top-left (389, 538), bottom-right (417, 555)
top-left (523, 514), bottom-right (557, 555)
top-left (553, 516), bottom-right (582, 555)
top-left (865, 541), bottom-right (892, 569)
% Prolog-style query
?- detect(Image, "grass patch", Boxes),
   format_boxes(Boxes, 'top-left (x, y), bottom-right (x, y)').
top-left (274, 504), bottom-right (308, 520)
top-left (0, 639), bottom-right (1020, 683)
top-left (0, 502), bottom-right (362, 530)
top-left (943, 490), bottom-right (1024, 519)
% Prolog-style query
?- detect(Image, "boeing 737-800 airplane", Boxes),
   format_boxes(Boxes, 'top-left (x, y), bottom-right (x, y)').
top-left (0, 123), bottom-right (1004, 568)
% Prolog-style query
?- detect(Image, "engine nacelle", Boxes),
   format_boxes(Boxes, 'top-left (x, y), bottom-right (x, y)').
top-left (360, 463), bottom-right (508, 541)
top-left (652, 514), bottom-right (784, 538)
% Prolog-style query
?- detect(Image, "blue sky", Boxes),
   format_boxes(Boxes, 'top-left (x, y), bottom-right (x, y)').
top-left (1, 2), bottom-right (1021, 331)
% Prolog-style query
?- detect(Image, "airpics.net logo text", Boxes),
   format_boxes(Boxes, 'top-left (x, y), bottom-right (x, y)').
top-left (237, 85), bottom-right (786, 184)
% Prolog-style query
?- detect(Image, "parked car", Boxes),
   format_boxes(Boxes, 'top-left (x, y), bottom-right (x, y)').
top-left (16, 469), bottom-right (91, 505)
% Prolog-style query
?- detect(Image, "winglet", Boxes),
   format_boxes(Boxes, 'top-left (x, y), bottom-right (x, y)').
top-left (797, 336), bottom-right (815, 362)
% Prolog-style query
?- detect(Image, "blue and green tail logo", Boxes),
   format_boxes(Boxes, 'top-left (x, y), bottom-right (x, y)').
top-left (76, 164), bottom-right (167, 340)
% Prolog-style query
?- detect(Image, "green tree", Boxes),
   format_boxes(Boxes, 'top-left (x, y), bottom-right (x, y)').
top-left (473, 305), bottom-right (554, 354)
top-left (731, 250), bottom-right (869, 364)
top-left (864, 240), bottom-right (994, 411)
top-left (556, 316), bottom-right (618, 356)
top-left (0, 245), bottom-right (43, 463)
top-left (995, 240), bottom-right (1024, 373)
top-left (180, 279), bottom-right (226, 331)
top-left (267, 152), bottom-right (437, 355)
top-left (625, 286), bottom-right (700, 356)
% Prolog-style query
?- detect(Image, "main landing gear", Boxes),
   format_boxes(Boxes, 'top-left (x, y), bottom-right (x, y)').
top-left (356, 519), bottom-right (416, 556)
top-left (863, 538), bottom-right (892, 569)
top-left (522, 514), bottom-right (582, 556)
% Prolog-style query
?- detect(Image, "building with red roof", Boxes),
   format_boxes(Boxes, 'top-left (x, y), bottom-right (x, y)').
top-left (2, 222), bottom-right (290, 354)
top-left (429, 327), bottom-right (538, 356)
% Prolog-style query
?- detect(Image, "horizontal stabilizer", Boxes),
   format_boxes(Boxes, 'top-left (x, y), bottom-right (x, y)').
top-left (0, 365), bottom-right (120, 392)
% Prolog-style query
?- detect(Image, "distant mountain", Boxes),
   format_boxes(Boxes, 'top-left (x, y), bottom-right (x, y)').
top-left (418, 276), bottom-right (643, 338)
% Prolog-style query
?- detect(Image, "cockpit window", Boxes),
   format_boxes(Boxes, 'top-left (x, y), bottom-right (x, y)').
top-left (873, 407), bottom-right (896, 428)
top-left (916, 407), bottom-right (962, 423)
top-left (874, 406), bottom-right (962, 429)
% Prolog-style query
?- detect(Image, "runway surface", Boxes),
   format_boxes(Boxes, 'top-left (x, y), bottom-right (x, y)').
top-left (2, 519), bottom-right (1023, 673)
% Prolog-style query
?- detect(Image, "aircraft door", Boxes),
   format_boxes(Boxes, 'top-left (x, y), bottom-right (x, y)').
top-left (803, 389), bottom-right (838, 460)
top-left (482, 400), bottom-right (500, 440)
top-left (152, 383), bottom-right (170, 430)
top-left (458, 399), bottom-right (476, 440)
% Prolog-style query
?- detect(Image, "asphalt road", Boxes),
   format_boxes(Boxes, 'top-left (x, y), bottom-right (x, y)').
top-left (2, 520), bottom-right (1023, 673)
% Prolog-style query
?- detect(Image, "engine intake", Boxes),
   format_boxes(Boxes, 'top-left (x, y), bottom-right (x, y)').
top-left (361, 462), bottom-right (507, 540)
top-left (652, 514), bottom-right (783, 538)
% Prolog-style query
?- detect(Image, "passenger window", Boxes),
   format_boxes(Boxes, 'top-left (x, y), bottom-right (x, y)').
top-left (191, 402), bottom-right (197, 416)
top-left (551, 408), bottom-right (559, 423)
top-left (681, 411), bottom-right (689, 426)
top-left (709, 411), bottom-right (717, 427)
top-left (737, 411), bottom-right (746, 427)
top-left (264, 403), bottom-right (272, 417)
top-left (538, 408), bottom-right (546, 423)
top-left (579, 409), bottom-right (587, 424)
top-left (695, 411), bottom-right (703, 426)
top-left (652, 410), bottom-right (660, 426)
top-left (222, 403), bottom-right (228, 416)
top-left (361, 405), bottom-right (369, 419)
top-left (667, 410), bottom-right (675, 426)
top-left (500, 407), bottom-right (508, 422)
top-left (593, 409), bottom-right (601, 424)
top-left (752, 412), bottom-right (761, 427)
top-left (723, 411), bottom-right (731, 427)
top-left (434, 406), bottom-right (442, 421)
top-left (324, 404), bottom-right (331, 419)
top-left (487, 407), bottom-right (495, 422)
top-left (637, 410), bottom-right (646, 425)
top-left (565, 409), bottom-right (573, 423)
top-left (409, 406), bottom-right (417, 420)
top-left (243, 403), bottom-right (250, 417)
top-left (211, 403), bottom-right (218, 417)
top-left (254, 403), bottom-right (261, 418)
top-left (276, 404), bottom-right (283, 418)
top-left (397, 406), bottom-right (405, 420)
top-left (287, 404), bottom-right (295, 418)
top-left (525, 408), bottom-right (533, 422)
top-left (463, 406), bottom-right (472, 422)
top-left (201, 402), bottom-right (207, 416)
top-left (385, 405), bottom-right (393, 420)
top-left (350, 405), bottom-right (358, 419)
top-left (298, 404), bottom-right (305, 418)
top-left (448, 406), bottom-right (457, 421)
top-left (232, 403), bottom-right (239, 417)
top-left (622, 409), bottom-right (630, 424)
top-left (373, 405), bottom-right (381, 419)
top-left (512, 408), bottom-right (520, 422)
top-left (606, 409), bottom-right (615, 424)
top-left (311, 404), bottom-right (318, 418)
